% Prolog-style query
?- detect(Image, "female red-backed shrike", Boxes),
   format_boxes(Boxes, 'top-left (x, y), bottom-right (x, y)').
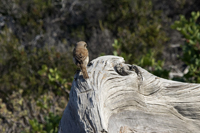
top-left (73, 41), bottom-right (89, 79)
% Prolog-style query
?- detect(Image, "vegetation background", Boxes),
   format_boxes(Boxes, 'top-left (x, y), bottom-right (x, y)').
top-left (0, 0), bottom-right (200, 132)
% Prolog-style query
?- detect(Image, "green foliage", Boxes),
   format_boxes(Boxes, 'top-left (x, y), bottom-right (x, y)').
top-left (0, 27), bottom-right (73, 132)
top-left (113, 39), bottom-right (169, 78)
top-left (29, 119), bottom-right (46, 133)
top-left (104, 0), bottom-right (168, 63)
top-left (0, 88), bottom-right (67, 132)
top-left (112, 39), bottom-right (131, 61)
top-left (38, 65), bottom-right (70, 95)
top-left (0, 27), bottom-right (75, 98)
top-left (17, 0), bottom-right (53, 34)
top-left (108, 0), bottom-right (169, 78)
top-left (172, 11), bottom-right (200, 82)
top-left (28, 113), bottom-right (61, 133)
top-left (138, 51), bottom-right (169, 79)
top-left (44, 113), bottom-right (61, 133)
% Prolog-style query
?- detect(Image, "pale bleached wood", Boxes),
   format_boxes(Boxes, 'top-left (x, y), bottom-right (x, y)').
top-left (58, 55), bottom-right (200, 133)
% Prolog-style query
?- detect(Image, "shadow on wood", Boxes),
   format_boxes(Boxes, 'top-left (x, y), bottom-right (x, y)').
top-left (58, 55), bottom-right (200, 133)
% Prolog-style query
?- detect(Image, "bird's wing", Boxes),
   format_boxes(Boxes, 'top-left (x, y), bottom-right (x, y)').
top-left (73, 48), bottom-right (88, 64)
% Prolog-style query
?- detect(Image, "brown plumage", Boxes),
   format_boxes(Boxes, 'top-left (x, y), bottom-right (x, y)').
top-left (73, 41), bottom-right (89, 79)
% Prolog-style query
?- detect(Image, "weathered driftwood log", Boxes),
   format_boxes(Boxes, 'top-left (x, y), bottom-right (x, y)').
top-left (58, 56), bottom-right (200, 133)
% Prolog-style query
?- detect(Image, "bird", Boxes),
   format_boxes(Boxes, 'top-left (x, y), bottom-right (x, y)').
top-left (73, 41), bottom-right (89, 79)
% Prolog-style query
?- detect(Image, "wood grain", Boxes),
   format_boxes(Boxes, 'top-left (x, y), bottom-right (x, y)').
top-left (58, 55), bottom-right (200, 133)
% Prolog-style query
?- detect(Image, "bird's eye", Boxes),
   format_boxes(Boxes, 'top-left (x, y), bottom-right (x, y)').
top-left (84, 44), bottom-right (87, 47)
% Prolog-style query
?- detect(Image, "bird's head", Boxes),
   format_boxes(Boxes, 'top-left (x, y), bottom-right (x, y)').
top-left (76, 41), bottom-right (87, 48)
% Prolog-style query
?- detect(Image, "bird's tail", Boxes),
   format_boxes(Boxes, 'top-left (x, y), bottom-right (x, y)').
top-left (80, 64), bottom-right (89, 79)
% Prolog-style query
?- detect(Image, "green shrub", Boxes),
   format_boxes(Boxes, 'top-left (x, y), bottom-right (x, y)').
top-left (106, 0), bottom-right (169, 78)
top-left (0, 26), bottom-right (73, 132)
top-left (0, 27), bottom-right (75, 98)
top-left (113, 39), bottom-right (169, 78)
top-left (171, 11), bottom-right (200, 83)
top-left (0, 89), bottom-right (66, 133)
top-left (103, 0), bottom-right (168, 63)
top-left (28, 112), bottom-right (61, 133)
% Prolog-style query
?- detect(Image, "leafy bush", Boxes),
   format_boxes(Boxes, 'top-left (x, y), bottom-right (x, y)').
top-left (0, 26), bottom-right (73, 132)
top-left (0, 27), bottom-right (75, 97)
top-left (28, 113), bottom-right (61, 133)
top-left (171, 11), bottom-right (200, 83)
top-left (0, 89), bottom-right (66, 133)
top-left (107, 0), bottom-right (169, 79)
top-left (104, 0), bottom-right (168, 63)
top-left (113, 39), bottom-right (169, 78)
